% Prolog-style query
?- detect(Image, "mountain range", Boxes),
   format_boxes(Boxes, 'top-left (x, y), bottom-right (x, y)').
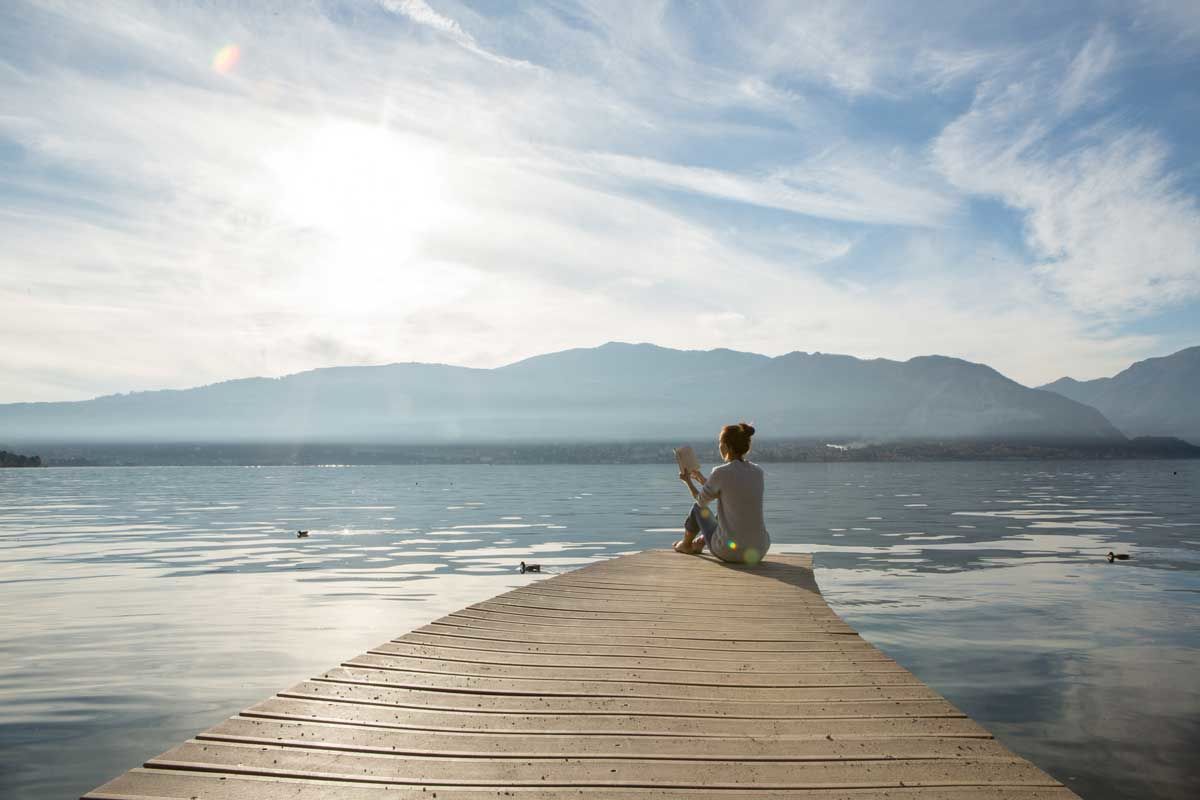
top-left (0, 342), bottom-right (1152, 446)
top-left (1039, 346), bottom-right (1200, 444)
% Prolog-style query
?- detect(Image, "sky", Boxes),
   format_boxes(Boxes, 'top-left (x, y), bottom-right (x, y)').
top-left (1, 0), bottom-right (1199, 403)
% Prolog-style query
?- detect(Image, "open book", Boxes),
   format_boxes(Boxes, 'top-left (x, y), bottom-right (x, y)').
top-left (673, 445), bottom-right (702, 475)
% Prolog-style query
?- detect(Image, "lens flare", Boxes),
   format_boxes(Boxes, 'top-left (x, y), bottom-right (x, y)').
top-left (212, 44), bottom-right (240, 74)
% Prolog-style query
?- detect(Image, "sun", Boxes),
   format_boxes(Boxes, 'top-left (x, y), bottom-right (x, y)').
top-left (265, 120), bottom-right (473, 314)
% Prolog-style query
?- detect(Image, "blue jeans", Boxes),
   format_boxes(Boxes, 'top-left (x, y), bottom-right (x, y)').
top-left (683, 503), bottom-right (718, 546)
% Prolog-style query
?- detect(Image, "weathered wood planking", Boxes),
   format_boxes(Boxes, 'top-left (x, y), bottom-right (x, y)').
top-left (84, 550), bottom-right (1079, 799)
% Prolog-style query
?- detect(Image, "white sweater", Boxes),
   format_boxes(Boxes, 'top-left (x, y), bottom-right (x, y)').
top-left (696, 459), bottom-right (770, 564)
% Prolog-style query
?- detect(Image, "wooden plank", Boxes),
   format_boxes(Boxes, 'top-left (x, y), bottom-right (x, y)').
top-left (467, 601), bottom-right (843, 622)
top-left (318, 665), bottom-right (925, 693)
top-left (499, 588), bottom-right (834, 609)
top-left (199, 717), bottom-right (1012, 760)
top-left (397, 631), bottom-right (878, 657)
top-left (148, 740), bottom-right (1055, 787)
top-left (504, 580), bottom-right (826, 595)
top-left (444, 614), bottom-right (854, 633)
top-left (83, 550), bottom-right (1078, 799)
top-left (88, 769), bottom-right (1082, 800)
top-left (510, 577), bottom-right (824, 593)
top-left (478, 597), bottom-right (840, 617)
top-left (285, 678), bottom-right (949, 711)
top-left (430, 620), bottom-right (856, 638)
top-left (486, 588), bottom-right (827, 605)
top-left (426, 618), bottom-right (857, 637)
top-left (411, 626), bottom-right (861, 647)
top-left (243, 697), bottom-right (996, 737)
top-left (369, 640), bottom-right (896, 668)
top-left (544, 577), bottom-right (820, 594)
top-left (347, 653), bottom-right (909, 680)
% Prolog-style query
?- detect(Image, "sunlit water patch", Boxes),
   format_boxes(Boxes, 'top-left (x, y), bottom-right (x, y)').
top-left (1, 461), bottom-right (1198, 799)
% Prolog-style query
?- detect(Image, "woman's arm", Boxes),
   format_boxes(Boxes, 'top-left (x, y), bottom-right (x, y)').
top-left (680, 471), bottom-right (701, 500)
top-left (684, 468), bottom-right (718, 505)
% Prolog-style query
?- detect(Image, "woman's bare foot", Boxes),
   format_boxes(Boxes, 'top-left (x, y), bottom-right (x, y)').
top-left (674, 532), bottom-right (700, 554)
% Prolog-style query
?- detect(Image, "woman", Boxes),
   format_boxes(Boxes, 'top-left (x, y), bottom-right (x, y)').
top-left (674, 422), bottom-right (769, 566)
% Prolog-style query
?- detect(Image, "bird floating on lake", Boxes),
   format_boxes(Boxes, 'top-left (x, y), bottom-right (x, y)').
top-left (297, 530), bottom-right (309, 538)
top-left (519, 561), bottom-right (541, 573)
top-left (1106, 551), bottom-right (1129, 562)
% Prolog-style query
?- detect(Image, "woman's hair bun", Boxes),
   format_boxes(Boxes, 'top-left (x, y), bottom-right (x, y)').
top-left (720, 421), bottom-right (755, 459)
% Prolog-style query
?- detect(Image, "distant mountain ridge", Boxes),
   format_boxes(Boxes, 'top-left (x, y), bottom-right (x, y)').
top-left (1040, 346), bottom-right (1200, 444)
top-left (0, 342), bottom-right (1124, 444)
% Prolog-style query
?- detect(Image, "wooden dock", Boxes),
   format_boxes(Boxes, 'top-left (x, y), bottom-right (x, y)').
top-left (85, 550), bottom-right (1078, 799)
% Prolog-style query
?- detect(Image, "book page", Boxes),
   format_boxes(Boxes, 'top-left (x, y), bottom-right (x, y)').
top-left (673, 445), bottom-right (702, 474)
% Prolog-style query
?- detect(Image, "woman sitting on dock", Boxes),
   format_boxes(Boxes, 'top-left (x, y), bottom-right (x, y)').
top-left (675, 422), bottom-right (770, 566)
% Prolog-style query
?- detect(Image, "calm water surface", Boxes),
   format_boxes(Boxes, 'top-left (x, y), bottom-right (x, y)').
top-left (2, 461), bottom-right (1198, 799)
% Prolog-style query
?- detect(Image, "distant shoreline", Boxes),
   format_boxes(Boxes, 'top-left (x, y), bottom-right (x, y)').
top-left (0, 449), bottom-right (42, 468)
top-left (12, 437), bottom-right (1199, 467)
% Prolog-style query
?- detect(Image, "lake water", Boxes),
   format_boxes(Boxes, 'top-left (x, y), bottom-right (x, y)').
top-left (2, 461), bottom-right (1198, 799)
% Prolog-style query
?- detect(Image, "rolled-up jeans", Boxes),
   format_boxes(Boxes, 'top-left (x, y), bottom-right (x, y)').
top-left (683, 502), bottom-right (718, 546)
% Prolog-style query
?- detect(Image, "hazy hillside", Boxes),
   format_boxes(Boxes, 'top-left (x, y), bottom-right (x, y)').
top-left (0, 342), bottom-right (1122, 444)
top-left (1040, 346), bottom-right (1200, 444)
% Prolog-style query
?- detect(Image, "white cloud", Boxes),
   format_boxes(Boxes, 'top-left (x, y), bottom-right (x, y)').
top-left (933, 30), bottom-right (1200, 316)
top-left (377, 0), bottom-right (535, 69)
top-left (380, 0), bottom-right (469, 41)
top-left (721, 1), bottom-right (1016, 98)
top-left (1056, 28), bottom-right (1120, 115)
top-left (1131, 0), bottom-right (1200, 50)
top-left (568, 150), bottom-right (957, 227)
top-left (733, 3), bottom-right (893, 96)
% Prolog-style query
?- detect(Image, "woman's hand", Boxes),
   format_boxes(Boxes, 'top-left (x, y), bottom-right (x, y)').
top-left (691, 469), bottom-right (706, 484)
top-left (680, 470), bottom-right (700, 500)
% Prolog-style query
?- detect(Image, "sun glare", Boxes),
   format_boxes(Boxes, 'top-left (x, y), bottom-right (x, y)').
top-left (211, 43), bottom-right (240, 74)
top-left (266, 121), bottom-right (471, 314)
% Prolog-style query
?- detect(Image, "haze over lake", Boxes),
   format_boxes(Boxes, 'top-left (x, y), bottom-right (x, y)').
top-left (3, 460), bottom-right (1198, 800)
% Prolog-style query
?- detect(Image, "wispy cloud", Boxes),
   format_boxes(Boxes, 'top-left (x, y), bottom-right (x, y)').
top-left (377, 0), bottom-right (535, 68)
top-left (933, 28), bottom-right (1200, 315)
top-left (380, 0), bottom-right (469, 41)
top-left (1056, 28), bottom-right (1120, 115)
top-left (1131, 0), bottom-right (1200, 49)
top-left (568, 150), bottom-right (956, 227)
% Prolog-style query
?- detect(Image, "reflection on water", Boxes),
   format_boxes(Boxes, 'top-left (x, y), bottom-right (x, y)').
top-left (1, 461), bottom-right (1198, 799)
